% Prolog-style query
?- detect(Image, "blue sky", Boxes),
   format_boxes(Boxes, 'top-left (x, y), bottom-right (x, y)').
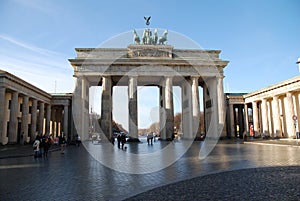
top-left (1, 0), bottom-right (300, 129)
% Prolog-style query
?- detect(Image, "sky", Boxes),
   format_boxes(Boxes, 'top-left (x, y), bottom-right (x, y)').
top-left (0, 0), bottom-right (300, 129)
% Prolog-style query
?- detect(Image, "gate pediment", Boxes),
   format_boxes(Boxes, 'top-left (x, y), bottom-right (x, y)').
top-left (127, 45), bottom-right (173, 58)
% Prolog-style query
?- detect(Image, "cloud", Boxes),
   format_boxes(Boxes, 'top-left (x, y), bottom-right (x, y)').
top-left (0, 34), bottom-right (73, 92)
top-left (0, 34), bottom-right (64, 57)
top-left (12, 0), bottom-right (62, 16)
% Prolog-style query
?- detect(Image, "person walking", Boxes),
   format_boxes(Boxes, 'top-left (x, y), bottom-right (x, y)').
top-left (120, 132), bottom-right (126, 150)
top-left (59, 135), bottom-right (67, 154)
top-left (40, 134), bottom-right (46, 157)
top-left (147, 132), bottom-right (153, 145)
top-left (75, 134), bottom-right (81, 147)
top-left (43, 136), bottom-right (52, 159)
top-left (33, 138), bottom-right (40, 158)
top-left (117, 133), bottom-right (121, 149)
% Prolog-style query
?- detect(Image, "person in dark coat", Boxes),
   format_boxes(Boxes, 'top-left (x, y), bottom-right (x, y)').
top-left (120, 133), bottom-right (126, 150)
top-left (117, 133), bottom-right (121, 149)
top-left (43, 136), bottom-right (52, 159)
top-left (59, 135), bottom-right (67, 154)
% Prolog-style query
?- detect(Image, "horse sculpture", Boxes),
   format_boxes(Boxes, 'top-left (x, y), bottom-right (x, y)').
top-left (142, 29), bottom-right (153, 45)
top-left (152, 29), bottom-right (158, 45)
top-left (142, 29), bottom-right (147, 44)
top-left (133, 29), bottom-right (140, 44)
top-left (136, 29), bottom-right (168, 45)
top-left (158, 30), bottom-right (168, 45)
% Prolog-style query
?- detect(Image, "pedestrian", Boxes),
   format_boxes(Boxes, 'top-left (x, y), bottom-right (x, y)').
top-left (20, 132), bottom-right (24, 145)
top-left (75, 134), bottom-right (81, 147)
top-left (120, 132), bottom-right (126, 150)
top-left (59, 134), bottom-right (67, 154)
top-left (40, 134), bottom-right (46, 157)
top-left (117, 133), bottom-right (121, 149)
top-left (33, 138), bottom-right (40, 158)
top-left (110, 136), bottom-right (115, 145)
top-left (147, 132), bottom-right (153, 145)
top-left (43, 136), bottom-right (52, 159)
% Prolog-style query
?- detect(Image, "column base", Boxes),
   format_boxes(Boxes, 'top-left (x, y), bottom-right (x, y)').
top-left (126, 137), bottom-right (140, 142)
top-left (158, 137), bottom-right (173, 141)
top-left (1, 137), bottom-right (8, 145)
top-left (194, 135), bottom-right (206, 141)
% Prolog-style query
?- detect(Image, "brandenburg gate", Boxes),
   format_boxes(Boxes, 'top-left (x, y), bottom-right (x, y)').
top-left (69, 29), bottom-right (229, 141)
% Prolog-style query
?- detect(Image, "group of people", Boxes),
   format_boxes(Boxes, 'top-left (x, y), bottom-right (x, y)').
top-left (33, 134), bottom-right (54, 159)
top-left (116, 132), bottom-right (127, 150)
top-left (147, 132), bottom-right (155, 145)
top-left (32, 133), bottom-right (71, 158)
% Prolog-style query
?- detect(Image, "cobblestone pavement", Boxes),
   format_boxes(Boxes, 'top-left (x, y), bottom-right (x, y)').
top-left (0, 138), bottom-right (299, 201)
top-left (126, 166), bottom-right (300, 201)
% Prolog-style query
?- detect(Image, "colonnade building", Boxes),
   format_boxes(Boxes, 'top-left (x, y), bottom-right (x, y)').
top-left (0, 70), bottom-right (74, 145)
top-left (225, 75), bottom-right (300, 139)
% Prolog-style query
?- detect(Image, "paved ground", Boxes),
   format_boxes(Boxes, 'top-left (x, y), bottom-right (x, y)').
top-left (0, 138), bottom-right (299, 201)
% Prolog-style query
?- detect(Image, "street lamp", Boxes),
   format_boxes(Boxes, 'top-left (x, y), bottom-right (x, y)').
top-left (296, 58), bottom-right (300, 73)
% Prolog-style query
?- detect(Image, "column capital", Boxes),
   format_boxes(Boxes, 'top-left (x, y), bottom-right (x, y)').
top-left (128, 75), bottom-right (138, 78)
top-left (191, 75), bottom-right (200, 79)
top-left (216, 75), bottom-right (225, 79)
top-left (164, 75), bottom-right (174, 79)
top-left (191, 76), bottom-right (199, 84)
top-left (286, 91), bottom-right (293, 97)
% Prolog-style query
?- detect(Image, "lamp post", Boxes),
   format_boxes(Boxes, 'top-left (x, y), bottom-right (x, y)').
top-left (296, 58), bottom-right (300, 73)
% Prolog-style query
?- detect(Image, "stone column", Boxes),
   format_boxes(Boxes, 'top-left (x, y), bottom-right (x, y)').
top-left (38, 102), bottom-right (45, 135)
top-left (229, 103), bottom-right (235, 138)
top-left (21, 96), bottom-right (29, 144)
top-left (63, 104), bottom-right (69, 135)
top-left (238, 105), bottom-right (244, 137)
top-left (267, 101), bottom-right (273, 137)
top-left (296, 94), bottom-right (300, 133)
top-left (31, 99), bottom-right (37, 140)
top-left (279, 98), bottom-right (287, 137)
top-left (216, 76), bottom-right (226, 137)
top-left (181, 81), bottom-right (193, 139)
top-left (191, 76), bottom-right (201, 138)
top-left (252, 101), bottom-right (259, 137)
top-left (101, 76), bottom-right (112, 140)
top-left (261, 98), bottom-right (269, 136)
top-left (165, 76), bottom-right (174, 140)
top-left (8, 91), bottom-right (18, 143)
top-left (202, 77), bottom-right (218, 139)
top-left (128, 76), bottom-right (138, 140)
top-left (55, 108), bottom-right (62, 136)
top-left (0, 87), bottom-right (7, 144)
top-left (159, 85), bottom-right (166, 139)
top-left (292, 94), bottom-right (300, 134)
top-left (285, 92), bottom-right (296, 138)
top-left (272, 96), bottom-right (281, 137)
top-left (46, 104), bottom-right (51, 135)
top-left (244, 104), bottom-right (249, 134)
top-left (51, 108), bottom-right (56, 136)
top-left (83, 78), bottom-right (89, 140)
top-left (73, 77), bottom-right (89, 140)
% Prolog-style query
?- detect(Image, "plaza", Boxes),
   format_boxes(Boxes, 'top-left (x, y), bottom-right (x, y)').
top-left (0, 138), bottom-right (299, 200)
top-left (0, 27), bottom-right (300, 201)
